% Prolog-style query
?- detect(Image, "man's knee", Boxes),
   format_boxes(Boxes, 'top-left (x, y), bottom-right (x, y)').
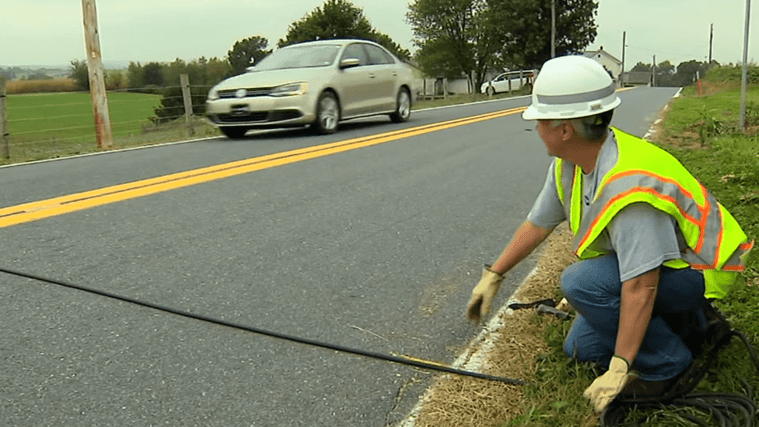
top-left (560, 262), bottom-right (583, 300)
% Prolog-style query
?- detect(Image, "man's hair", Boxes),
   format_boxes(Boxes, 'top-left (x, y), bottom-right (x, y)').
top-left (550, 110), bottom-right (614, 142)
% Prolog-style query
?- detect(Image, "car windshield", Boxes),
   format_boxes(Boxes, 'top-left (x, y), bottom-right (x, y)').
top-left (254, 45), bottom-right (341, 70)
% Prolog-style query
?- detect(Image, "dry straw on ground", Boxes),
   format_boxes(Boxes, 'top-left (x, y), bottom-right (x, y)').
top-left (408, 224), bottom-right (577, 427)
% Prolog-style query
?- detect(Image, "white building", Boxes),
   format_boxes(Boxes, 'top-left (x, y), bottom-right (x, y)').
top-left (583, 46), bottom-right (623, 80)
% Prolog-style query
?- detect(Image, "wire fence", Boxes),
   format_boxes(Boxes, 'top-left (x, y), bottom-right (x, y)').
top-left (0, 76), bottom-right (218, 165)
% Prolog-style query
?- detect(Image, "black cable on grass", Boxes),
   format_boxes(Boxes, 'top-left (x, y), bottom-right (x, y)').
top-left (601, 330), bottom-right (759, 427)
top-left (0, 266), bottom-right (525, 386)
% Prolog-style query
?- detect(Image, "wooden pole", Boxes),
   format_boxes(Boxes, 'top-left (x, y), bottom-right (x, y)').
top-left (180, 74), bottom-right (194, 136)
top-left (82, 0), bottom-right (113, 149)
top-left (740, 0), bottom-right (751, 130)
top-left (621, 31), bottom-right (626, 87)
top-left (708, 23), bottom-right (713, 64)
top-left (0, 77), bottom-right (9, 159)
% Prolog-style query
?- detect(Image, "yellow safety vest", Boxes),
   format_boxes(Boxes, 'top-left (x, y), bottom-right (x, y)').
top-left (554, 127), bottom-right (753, 299)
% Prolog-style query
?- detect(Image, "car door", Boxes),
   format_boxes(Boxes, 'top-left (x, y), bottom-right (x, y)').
top-left (363, 44), bottom-right (397, 112)
top-left (337, 43), bottom-right (373, 118)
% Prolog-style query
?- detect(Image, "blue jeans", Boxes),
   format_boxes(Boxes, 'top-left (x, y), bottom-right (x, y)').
top-left (561, 255), bottom-right (706, 381)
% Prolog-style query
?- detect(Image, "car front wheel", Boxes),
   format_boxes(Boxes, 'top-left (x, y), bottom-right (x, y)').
top-left (220, 127), bottom-right (248, 139)
top-left (389, 88), bottom-right (411, 123)
top-left (312, 92), bottom-right (339, 134)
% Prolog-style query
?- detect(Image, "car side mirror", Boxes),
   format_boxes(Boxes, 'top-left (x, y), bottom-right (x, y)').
top-left (339, 58), bottom-right (361, 69)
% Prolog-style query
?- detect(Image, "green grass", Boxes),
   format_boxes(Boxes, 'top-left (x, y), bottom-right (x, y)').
top-left (662, 85), bottom-right (759, 145)
top-left (7, 91), bottom-right (161, 142)
top-left (1, 91), bottom-right (219, 165)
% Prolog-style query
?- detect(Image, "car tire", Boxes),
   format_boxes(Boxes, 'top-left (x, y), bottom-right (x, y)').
top-left (389, 88), bottom-right (411, 123)
top-left (486, 86), bottom-right (496, 96)
top-left (220, 127), bottom-right (248, 139)
top-left (312, 91), bottom-right (339, 134)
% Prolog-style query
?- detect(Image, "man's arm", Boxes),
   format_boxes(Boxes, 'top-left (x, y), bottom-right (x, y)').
top-left (616, 268), bottom-right (659, 365)
top-left (490, 221), bottom-right (555, 275)
top-left (467, 221), bottom-right (555, 321)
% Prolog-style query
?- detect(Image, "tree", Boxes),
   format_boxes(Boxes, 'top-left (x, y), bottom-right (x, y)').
top-left (631, 62), bottom-right (651, 72)
top-left (407, 0), bottom-right (597, 92)
top-left (407, 0), bottom-right (510, 91)
top-left (105, 70), bottom-right (127, 90)
top-left (142, 62), bottom-right (164, 87)
top-left (673, 60), bottom-right (708, 86)
top-left (69, 59), bottom-right (89, 91)
top-left (279, 0), bottom-right (410, 60)
top-left (653, 60), bottom-right (677, 86)
top-left (227, 36), bottom-right (272, 76)
top-left (127, 61), bottom-right (144, 89)
top-left (496, 0), bottom-right (598, 69)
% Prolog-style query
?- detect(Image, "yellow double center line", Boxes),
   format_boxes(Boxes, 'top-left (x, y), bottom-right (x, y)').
top-left (0, 107), bottom-right (527, 229)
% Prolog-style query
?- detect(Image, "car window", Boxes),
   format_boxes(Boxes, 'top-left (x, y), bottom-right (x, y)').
top-left (364, 44), bottom-right (393, 65)
top-left (341, 44), bottom-right (369, 66)
top-left (255, 45), bottom-right (340, 70)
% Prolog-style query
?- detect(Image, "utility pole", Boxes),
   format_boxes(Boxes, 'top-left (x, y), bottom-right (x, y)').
top-left (551, 0), bottom-right (556, 58)
top-left (652, 55), bottom-right (656, 87)
top-left (82, 0), bottom-right (113, 149)
top-left (740, 0), bottom-right (751, 130)
top-left (708, 23), bottom-right (713, 64)
top-left (621, 31), bottom-right (626, 87)
top-left (0, 77), bottom-right (8, 159)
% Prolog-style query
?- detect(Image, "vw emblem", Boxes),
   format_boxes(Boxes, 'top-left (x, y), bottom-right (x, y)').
top-left (235, 89), bottom-right (247, 98)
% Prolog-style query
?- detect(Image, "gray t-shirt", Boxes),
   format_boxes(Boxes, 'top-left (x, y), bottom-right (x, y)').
top-left (527, 133), bottom-right (685, 282)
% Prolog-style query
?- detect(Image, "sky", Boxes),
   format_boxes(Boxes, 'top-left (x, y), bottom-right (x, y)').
top-left (2, 0), bottom-right (757, 70)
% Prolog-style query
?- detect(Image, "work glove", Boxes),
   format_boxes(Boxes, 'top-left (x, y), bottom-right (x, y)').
top-left (555, 298), bottom-right (571, 312)
top-left (466, 266), bottom-right (504, 321)
top-left (583, 355), bottom-right (637, 413)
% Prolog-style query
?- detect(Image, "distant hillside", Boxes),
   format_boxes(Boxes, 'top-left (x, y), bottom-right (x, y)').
top-left (1, 61), bottom-right (130, 81)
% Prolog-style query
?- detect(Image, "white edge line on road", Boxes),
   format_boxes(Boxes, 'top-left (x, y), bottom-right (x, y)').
top-left (395, 264), bottom-right (540, 427)
top-left (642, 87), bottom-right (683, 141)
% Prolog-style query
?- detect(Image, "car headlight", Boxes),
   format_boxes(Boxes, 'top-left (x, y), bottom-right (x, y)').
top-left (207, 87), bottom-right (220, 101)
top-left (270, 82), bottom-right (308, 97)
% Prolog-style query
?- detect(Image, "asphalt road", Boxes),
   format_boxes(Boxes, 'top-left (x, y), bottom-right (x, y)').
top-left (0, 86), bottom-right (680, 427)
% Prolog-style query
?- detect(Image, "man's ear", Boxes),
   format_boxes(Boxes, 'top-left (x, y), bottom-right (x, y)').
top-left (561, 121), bottom-right (575, 141)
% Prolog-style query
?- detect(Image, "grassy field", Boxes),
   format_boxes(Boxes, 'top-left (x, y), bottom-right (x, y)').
top-left (1, 91), bottom-right (206, 164)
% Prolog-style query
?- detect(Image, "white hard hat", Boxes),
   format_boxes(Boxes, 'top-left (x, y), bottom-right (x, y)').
top-left (522, 55), bottom-right (620, 120)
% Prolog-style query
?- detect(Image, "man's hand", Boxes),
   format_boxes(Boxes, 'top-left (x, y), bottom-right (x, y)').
top-left (466, 267), bottom-right (504, 321)
top-left (583, 356), bottom-right (637, 412)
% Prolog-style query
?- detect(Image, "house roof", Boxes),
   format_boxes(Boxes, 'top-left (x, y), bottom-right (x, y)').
top-left (583, 47), bottom-right (622, 65)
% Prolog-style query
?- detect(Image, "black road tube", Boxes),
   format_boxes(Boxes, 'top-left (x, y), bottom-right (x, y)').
top-left (0, 266), bottom-right (525, 386)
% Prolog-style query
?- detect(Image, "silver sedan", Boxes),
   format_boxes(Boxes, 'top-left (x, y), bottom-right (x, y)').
top-left (206, 39), bottom-right (415, 138)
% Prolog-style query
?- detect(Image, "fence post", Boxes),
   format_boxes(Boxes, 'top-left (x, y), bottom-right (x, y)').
top-left (0, 77), bottom-right (9, 159)
top-left (81, 0), bottom-right (113, 149)
top-left (180, 74), bottom-right (194, 136)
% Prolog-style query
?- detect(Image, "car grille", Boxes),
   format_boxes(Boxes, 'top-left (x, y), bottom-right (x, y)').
top-left (212, 110), bottom-right (303, 124)
top-left (218, 88), bottom-right (272, 99)
top-left (216, 112), bottom-right (270, 123)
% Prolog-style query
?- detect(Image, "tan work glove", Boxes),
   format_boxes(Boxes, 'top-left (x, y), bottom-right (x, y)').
top-left (466, 266), bottom-right (504, 321)
top-left (583, 356), bottom-right (637, 413)
top-left (555, 298), bottom-right (571, 312)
